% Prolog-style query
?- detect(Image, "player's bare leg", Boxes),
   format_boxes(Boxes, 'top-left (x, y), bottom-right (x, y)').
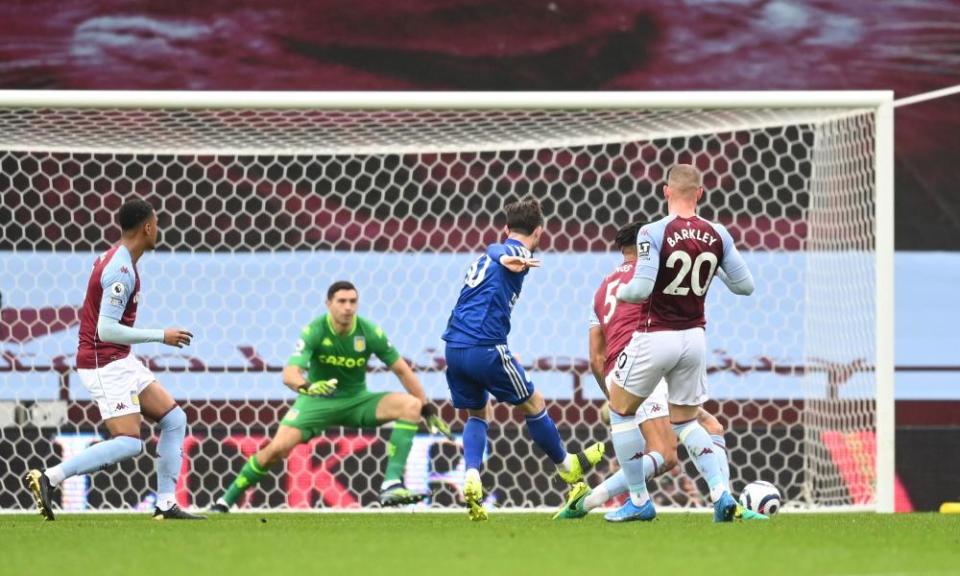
top-left (101, 412), bottom-right (141, 437)
top-left (374, 392), bottom-right (428, 506)
top-left (25, 413), bottom-right (142, 522)
top-left (699, 408), bottom-right (723, 435)
top-left (140, 382), bottom-right (203, 520)
top-left (608, 383), bottom-right (645, 416)
top-left (669, 403), bottom-right (737, 522)
top-left (212, 425), bottom-right (303, 513)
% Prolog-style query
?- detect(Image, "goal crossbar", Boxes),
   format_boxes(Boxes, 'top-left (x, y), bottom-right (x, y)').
top-left (0, 90), bottom-right (894, 110)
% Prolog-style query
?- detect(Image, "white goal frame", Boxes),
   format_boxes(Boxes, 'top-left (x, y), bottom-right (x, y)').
top-left (0, 90), bottom-right (895, 514)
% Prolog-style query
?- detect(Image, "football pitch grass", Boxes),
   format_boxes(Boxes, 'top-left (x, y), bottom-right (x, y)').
top-left (2, 512), bottom-right (957, 576)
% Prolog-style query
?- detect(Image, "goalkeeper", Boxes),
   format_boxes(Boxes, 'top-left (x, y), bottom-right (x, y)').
top-left (211, 281), bottom-right (451, 510)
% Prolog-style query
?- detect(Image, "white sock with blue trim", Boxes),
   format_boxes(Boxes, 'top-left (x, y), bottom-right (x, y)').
top-left (674, 419), bottom-right (728, 502)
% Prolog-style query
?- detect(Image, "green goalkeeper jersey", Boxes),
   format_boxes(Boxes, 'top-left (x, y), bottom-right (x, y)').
top-left (287, 314), bottom-right (401, 397)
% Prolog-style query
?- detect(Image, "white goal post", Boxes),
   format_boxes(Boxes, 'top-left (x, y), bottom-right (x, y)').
top-left (0, 90), bottom-right (894, 513)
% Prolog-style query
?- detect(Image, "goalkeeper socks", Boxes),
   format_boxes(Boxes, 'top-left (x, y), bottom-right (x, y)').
top-left (524, 409), bottom-right (568, 466)
top-left (711, 433), bottom-right (731, 487)
top-left (45, 435), bottom-right (142, 487)
top-left (609, 410), bottom-right (651, 506)
top-left (463, 417), bottom-right (488, 471)
top-left (222, 455), bottom-right (268, 506)
top-left (156, 406), bottom-right (187, 511)
top-left (674, 419), bottom-right (728, 502)
top-left (383, 419), bottom-right (419, 484)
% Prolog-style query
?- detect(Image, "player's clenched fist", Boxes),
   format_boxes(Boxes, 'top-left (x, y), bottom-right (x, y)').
top-left (163, 328), bottom-right (194, 348)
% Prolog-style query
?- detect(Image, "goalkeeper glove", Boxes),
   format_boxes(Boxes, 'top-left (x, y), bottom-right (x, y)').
top-left (298, 378), bottom-right (338, 396)
top-left (421, 404), bottom-right (453, 439)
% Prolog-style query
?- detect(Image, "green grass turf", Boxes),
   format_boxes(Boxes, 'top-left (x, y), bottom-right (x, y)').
top-left (2, 513), bottom-right (957, 576)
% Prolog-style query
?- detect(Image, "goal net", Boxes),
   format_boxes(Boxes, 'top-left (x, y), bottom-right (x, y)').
top-left (0, 92), bottom-right (893, 513)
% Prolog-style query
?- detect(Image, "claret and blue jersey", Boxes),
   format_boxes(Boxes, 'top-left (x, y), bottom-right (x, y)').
top-left (629, 213), bottom-right (751, 331)
top-left (76, 244), bottom-right (141, 370)
top-left (442, 238), bottom-right (535, 409)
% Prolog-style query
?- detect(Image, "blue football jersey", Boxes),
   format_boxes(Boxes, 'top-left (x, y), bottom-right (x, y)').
top-left (442, 239), bottom-right (532, 347)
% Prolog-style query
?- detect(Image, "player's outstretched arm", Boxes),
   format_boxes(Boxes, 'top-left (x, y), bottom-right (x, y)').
top-left (96, 267), bottom-right (188, 346)
top-left (499, 255), bottom-right (540, 273)
top-left (487, 243), bottom-right (540, 274)
top-left (96, 315), bottom-right (191, 347)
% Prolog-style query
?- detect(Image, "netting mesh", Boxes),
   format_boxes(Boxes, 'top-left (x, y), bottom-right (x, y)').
top-left (0, 104), bottom-right (877, 512)
top-left (802, 114), bottom-right (878, 507)
top-left (0, 107), bottom-right (860, 155)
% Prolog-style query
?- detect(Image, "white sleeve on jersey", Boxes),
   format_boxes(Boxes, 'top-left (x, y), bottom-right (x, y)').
top-left (99, 268), bottom-right (135, 321)
top-left (95, 248), bottom-right (165, 344)
top-left (97, 316), bottom-right (164, 345)
top-left (98, 247), bottom-right (138, 321)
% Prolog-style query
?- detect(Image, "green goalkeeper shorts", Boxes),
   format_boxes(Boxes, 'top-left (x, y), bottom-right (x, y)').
top-left (280, 390), bottom-right (389, 440)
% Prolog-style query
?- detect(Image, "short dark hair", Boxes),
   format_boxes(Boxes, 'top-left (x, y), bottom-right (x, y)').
top-left (327, 280), bottom-right (358, 300)
top-left (615, 221), bottom-right (645, 250)
top-left (504, 198), bottom-right (543, 236)
top-left (118, 199), bottom-right (155, 232)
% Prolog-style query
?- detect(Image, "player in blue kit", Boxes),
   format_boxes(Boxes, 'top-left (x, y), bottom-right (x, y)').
top-left (442, 198), bottom-right (605, 521)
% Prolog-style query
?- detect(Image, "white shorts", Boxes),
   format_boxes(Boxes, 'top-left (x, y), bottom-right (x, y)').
top-left (636, 379), bottom-right (669, 424)
top-left (611, 327), bottom-right (708, 406)
top-left (606, 373), bottom-right (669, 424)
top-left (77, 355), bottom-right (157, 419)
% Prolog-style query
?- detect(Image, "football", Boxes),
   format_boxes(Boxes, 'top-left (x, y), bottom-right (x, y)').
top-left (739, 480), bottom-right (782, 516)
